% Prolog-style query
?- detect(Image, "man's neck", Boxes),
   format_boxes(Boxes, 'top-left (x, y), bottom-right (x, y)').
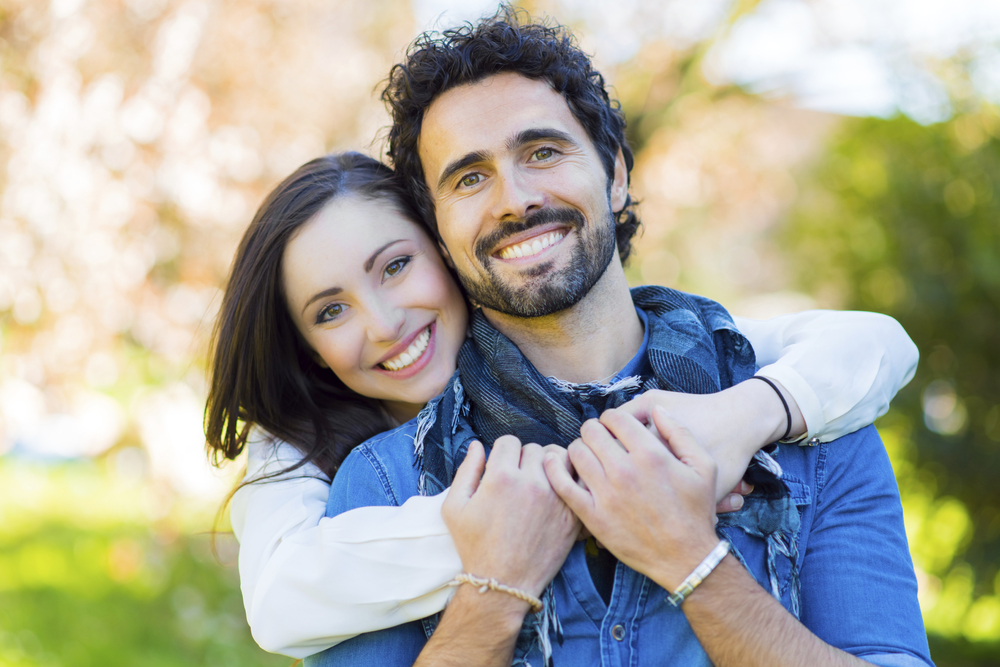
top-left (482, 261), bottom-right (644, 384)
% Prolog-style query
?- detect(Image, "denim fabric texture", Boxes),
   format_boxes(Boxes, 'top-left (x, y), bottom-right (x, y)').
top-left (309, 425), bottom-right (933, 667)
top-left (307, 288), bottom-right (933, 667)
top-left (411, 287), bottom-right (801, 664)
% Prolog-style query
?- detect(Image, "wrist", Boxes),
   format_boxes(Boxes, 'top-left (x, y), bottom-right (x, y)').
top-left (650, 532), bottom-right (722, 593)
top-left (448, 583), bottom-right (532, 635)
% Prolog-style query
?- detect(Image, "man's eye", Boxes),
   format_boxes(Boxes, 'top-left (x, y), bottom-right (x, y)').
top-left (317, 303), bottom-right (345, 324)
top-left (384, 256), bottom-right (412, 279)
top-left (532, 147), bottom-right (555, 161)
top-left (459, 173), bottom-right (481, 188)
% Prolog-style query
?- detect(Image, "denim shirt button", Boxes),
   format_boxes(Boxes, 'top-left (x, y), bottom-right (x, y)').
top-left (611, 624), bottom-right (626, 641)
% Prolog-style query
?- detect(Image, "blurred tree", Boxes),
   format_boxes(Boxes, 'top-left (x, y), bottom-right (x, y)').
top-left (782, 106), bottom-right (1000, 662)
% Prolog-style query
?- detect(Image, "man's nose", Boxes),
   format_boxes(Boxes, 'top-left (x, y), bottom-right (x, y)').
top-left (489, 166), bottom-right (545, 221)
top-left (365, 301), bottom-right (406, 343)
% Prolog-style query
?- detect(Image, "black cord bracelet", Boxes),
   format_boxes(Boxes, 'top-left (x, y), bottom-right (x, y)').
top-left (749, 376), bottom-right (792, 442)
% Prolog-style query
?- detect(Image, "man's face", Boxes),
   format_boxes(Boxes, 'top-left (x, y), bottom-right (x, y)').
top-left (418, 72), bottom-right (628, 318)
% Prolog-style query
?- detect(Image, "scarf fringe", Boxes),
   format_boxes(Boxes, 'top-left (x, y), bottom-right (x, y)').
top-left (753, 448), bottom-right (783, 478)
top-left (546, 374), bottom-right (643, 398)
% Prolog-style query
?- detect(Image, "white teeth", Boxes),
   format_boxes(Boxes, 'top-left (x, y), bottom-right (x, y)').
top-left (498, 231), bottom-right (566, 260)
top-left (380, 326), bottom-right (431, 371)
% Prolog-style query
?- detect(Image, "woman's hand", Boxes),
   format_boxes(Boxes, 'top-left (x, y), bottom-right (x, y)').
top-left (616, 381), bottom-right (804, 504)
top-left (442, 437), bottom-right (580, 599)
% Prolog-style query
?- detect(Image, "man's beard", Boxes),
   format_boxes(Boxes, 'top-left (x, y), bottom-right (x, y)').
top-left (457, 206), bottom-right (617, 318)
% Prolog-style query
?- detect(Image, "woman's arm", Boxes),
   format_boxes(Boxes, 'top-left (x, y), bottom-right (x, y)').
top-left (235, 310), bottom-right (918, 658)
top-left (620, 309), bottom-right (918, 500)
top-left (734, 309), bottom-right (918, 442)
top-left (230, 432), bottom-right (460, 658)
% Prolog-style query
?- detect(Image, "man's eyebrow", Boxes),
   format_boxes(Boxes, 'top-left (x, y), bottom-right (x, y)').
top-left (506, 128), bottom-right (577, 150)
top-left (437, 150), bottom-right (491, 192)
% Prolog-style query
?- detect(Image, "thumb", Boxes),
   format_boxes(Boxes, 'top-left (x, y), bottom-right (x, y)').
top-left (449, 440), bottom-right (486, 506)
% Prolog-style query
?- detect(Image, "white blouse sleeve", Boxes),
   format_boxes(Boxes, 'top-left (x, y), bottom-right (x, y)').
top-left (732, 310), bottom-right (918, 442)
top-left (230, 431), bottom-right (461, 658)
top-left (233, 310), bottom-right (918, 658)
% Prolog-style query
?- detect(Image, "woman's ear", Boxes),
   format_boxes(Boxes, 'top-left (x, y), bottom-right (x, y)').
top-left (311, 351), bottom-right (329, 369)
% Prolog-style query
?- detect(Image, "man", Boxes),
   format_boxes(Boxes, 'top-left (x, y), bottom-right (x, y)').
top-left (309, 7), bottom-right (932, 667)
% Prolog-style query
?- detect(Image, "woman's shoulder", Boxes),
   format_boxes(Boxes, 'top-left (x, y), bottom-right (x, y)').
top-left (244, 426), bottom-right (328, 482)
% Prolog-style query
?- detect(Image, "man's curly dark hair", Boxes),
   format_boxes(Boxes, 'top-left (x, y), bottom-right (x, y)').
top-left (382, 5), bottom-right (641, 263)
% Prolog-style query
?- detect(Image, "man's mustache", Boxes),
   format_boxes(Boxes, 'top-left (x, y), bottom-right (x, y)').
top-left (475, 208), bottom-right (586, 263)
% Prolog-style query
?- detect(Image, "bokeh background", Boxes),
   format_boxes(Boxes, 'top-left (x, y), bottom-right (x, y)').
top-left (0, 0), bottom-right (998, 665)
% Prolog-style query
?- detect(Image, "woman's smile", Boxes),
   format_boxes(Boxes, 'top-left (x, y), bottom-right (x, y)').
top-left (375, 322), bottom-right (435, 376)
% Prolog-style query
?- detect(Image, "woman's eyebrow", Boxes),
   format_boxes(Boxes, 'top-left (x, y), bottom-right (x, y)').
top-left (364, 239), bottom-right (406, 273)
top-left (302, 286), bottom-right (343, 317)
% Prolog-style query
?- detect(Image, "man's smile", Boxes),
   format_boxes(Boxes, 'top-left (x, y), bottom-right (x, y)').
top-left (496, 228), bottom-right (568, 261)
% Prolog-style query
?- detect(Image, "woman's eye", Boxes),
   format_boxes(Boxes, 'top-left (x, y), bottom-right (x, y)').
top-left (317, 303), bottom-right (345, 324)
top-left (459, 173), bottom-right (481, 188)
top-left (532, 147), bottom-right (555, 161)
top-left (384, 256), bottom-right (412, 279)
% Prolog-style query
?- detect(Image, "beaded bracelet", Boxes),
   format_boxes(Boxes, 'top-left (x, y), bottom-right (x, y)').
top-left (749, 375), bottom-right (792, 442)
top-left (450, 573), bottom-right (544, 614)
top-left (667, 539), bottom-right (731, 607)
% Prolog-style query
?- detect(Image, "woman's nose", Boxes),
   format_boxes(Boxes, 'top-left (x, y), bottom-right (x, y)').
top-left (365, 301), bottom-right (406, 343)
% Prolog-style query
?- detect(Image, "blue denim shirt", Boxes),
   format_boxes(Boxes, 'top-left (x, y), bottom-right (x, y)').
top-left (307, 422), bottom-right (933, 667)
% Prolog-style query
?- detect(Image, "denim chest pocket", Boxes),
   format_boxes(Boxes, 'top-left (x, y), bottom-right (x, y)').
top-left (717, 475), bottom-right (812, 615)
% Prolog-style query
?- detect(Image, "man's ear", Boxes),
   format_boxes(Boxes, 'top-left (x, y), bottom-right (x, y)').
top-left (609, 147), bottom-right (628, 212)
top-left (437, 240), bottom-right (456, 270)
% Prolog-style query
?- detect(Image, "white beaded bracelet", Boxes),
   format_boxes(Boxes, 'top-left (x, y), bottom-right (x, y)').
top-left (667, 539), bottom-right (731, 607)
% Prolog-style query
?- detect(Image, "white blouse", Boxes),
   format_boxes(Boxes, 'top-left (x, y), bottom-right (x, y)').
top-left (229, 310), bottom-right (918, 658)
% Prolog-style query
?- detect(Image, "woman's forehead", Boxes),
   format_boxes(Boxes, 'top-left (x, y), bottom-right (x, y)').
top-left (283, 196), bottom-right (426, 295)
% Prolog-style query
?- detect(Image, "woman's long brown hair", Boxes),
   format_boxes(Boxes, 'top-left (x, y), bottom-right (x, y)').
top-left (205, 152), bottom-right (426, 483)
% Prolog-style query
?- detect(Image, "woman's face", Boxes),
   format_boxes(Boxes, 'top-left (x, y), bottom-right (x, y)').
top-left (282, 195), bottom-right (468, 423)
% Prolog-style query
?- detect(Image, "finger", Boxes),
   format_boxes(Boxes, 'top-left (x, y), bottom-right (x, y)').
top-left (615, 391), bottom-right (658, 425)
top-left (486, 434), bottom-right (523, 471)
top-left (598, 408), bottom-right (661, 455)
top-left (651, 406), bottom-right (712, 470)
top-left (541, 444), bottom-right (574, 476)
top-left (544, 451), bottom-right (594, 520)
top-left (715, 492), bottom-right (745, 514)
top-left (566, 438), bottom-right (608, 492)
top-left (579, 418), bottom-right (627, 470)
top-left (739, 480), bottom-right (754, 495)
top-left (518, 442), bottom-right (546, 469)
top-left (449, 440), bottom-right (486, 505)
top-left (517, 443), bottom-right (549, 483)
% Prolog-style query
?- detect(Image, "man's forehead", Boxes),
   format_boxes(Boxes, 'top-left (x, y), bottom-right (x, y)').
top-left (418, 72), bottom-right (582, 176)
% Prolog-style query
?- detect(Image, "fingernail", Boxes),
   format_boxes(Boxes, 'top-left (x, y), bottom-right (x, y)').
top-left (730, 494), bottom-right (744, 510)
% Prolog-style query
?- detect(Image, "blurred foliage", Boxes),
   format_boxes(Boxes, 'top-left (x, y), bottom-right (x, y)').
top-left (1, 0), bottom-right (998, 665)
top-left (783, 106), bottom-right (1000, 662)
top-left (0, 461), bottom-right (287, 667)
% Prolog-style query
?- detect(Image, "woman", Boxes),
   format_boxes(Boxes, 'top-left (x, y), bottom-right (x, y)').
top-left (206, 152), bottom-right (918, 658)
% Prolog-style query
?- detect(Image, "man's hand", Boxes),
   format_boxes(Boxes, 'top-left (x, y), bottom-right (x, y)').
top-left (442, 437), bottom-right (580, 599)
top-left (617, 380), bottom-right (804, 504)
top-left (543, 406), bottom-right (720, 592)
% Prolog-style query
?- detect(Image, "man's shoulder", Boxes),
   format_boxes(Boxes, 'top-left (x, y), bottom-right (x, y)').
top-left (775, 424), bottom-right (890, 503)
top-left (328, 419), bottom-right (423, 514)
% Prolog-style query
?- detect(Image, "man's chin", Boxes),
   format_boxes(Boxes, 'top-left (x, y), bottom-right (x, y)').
top-left (467, 279), bottom-right (590, 319)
